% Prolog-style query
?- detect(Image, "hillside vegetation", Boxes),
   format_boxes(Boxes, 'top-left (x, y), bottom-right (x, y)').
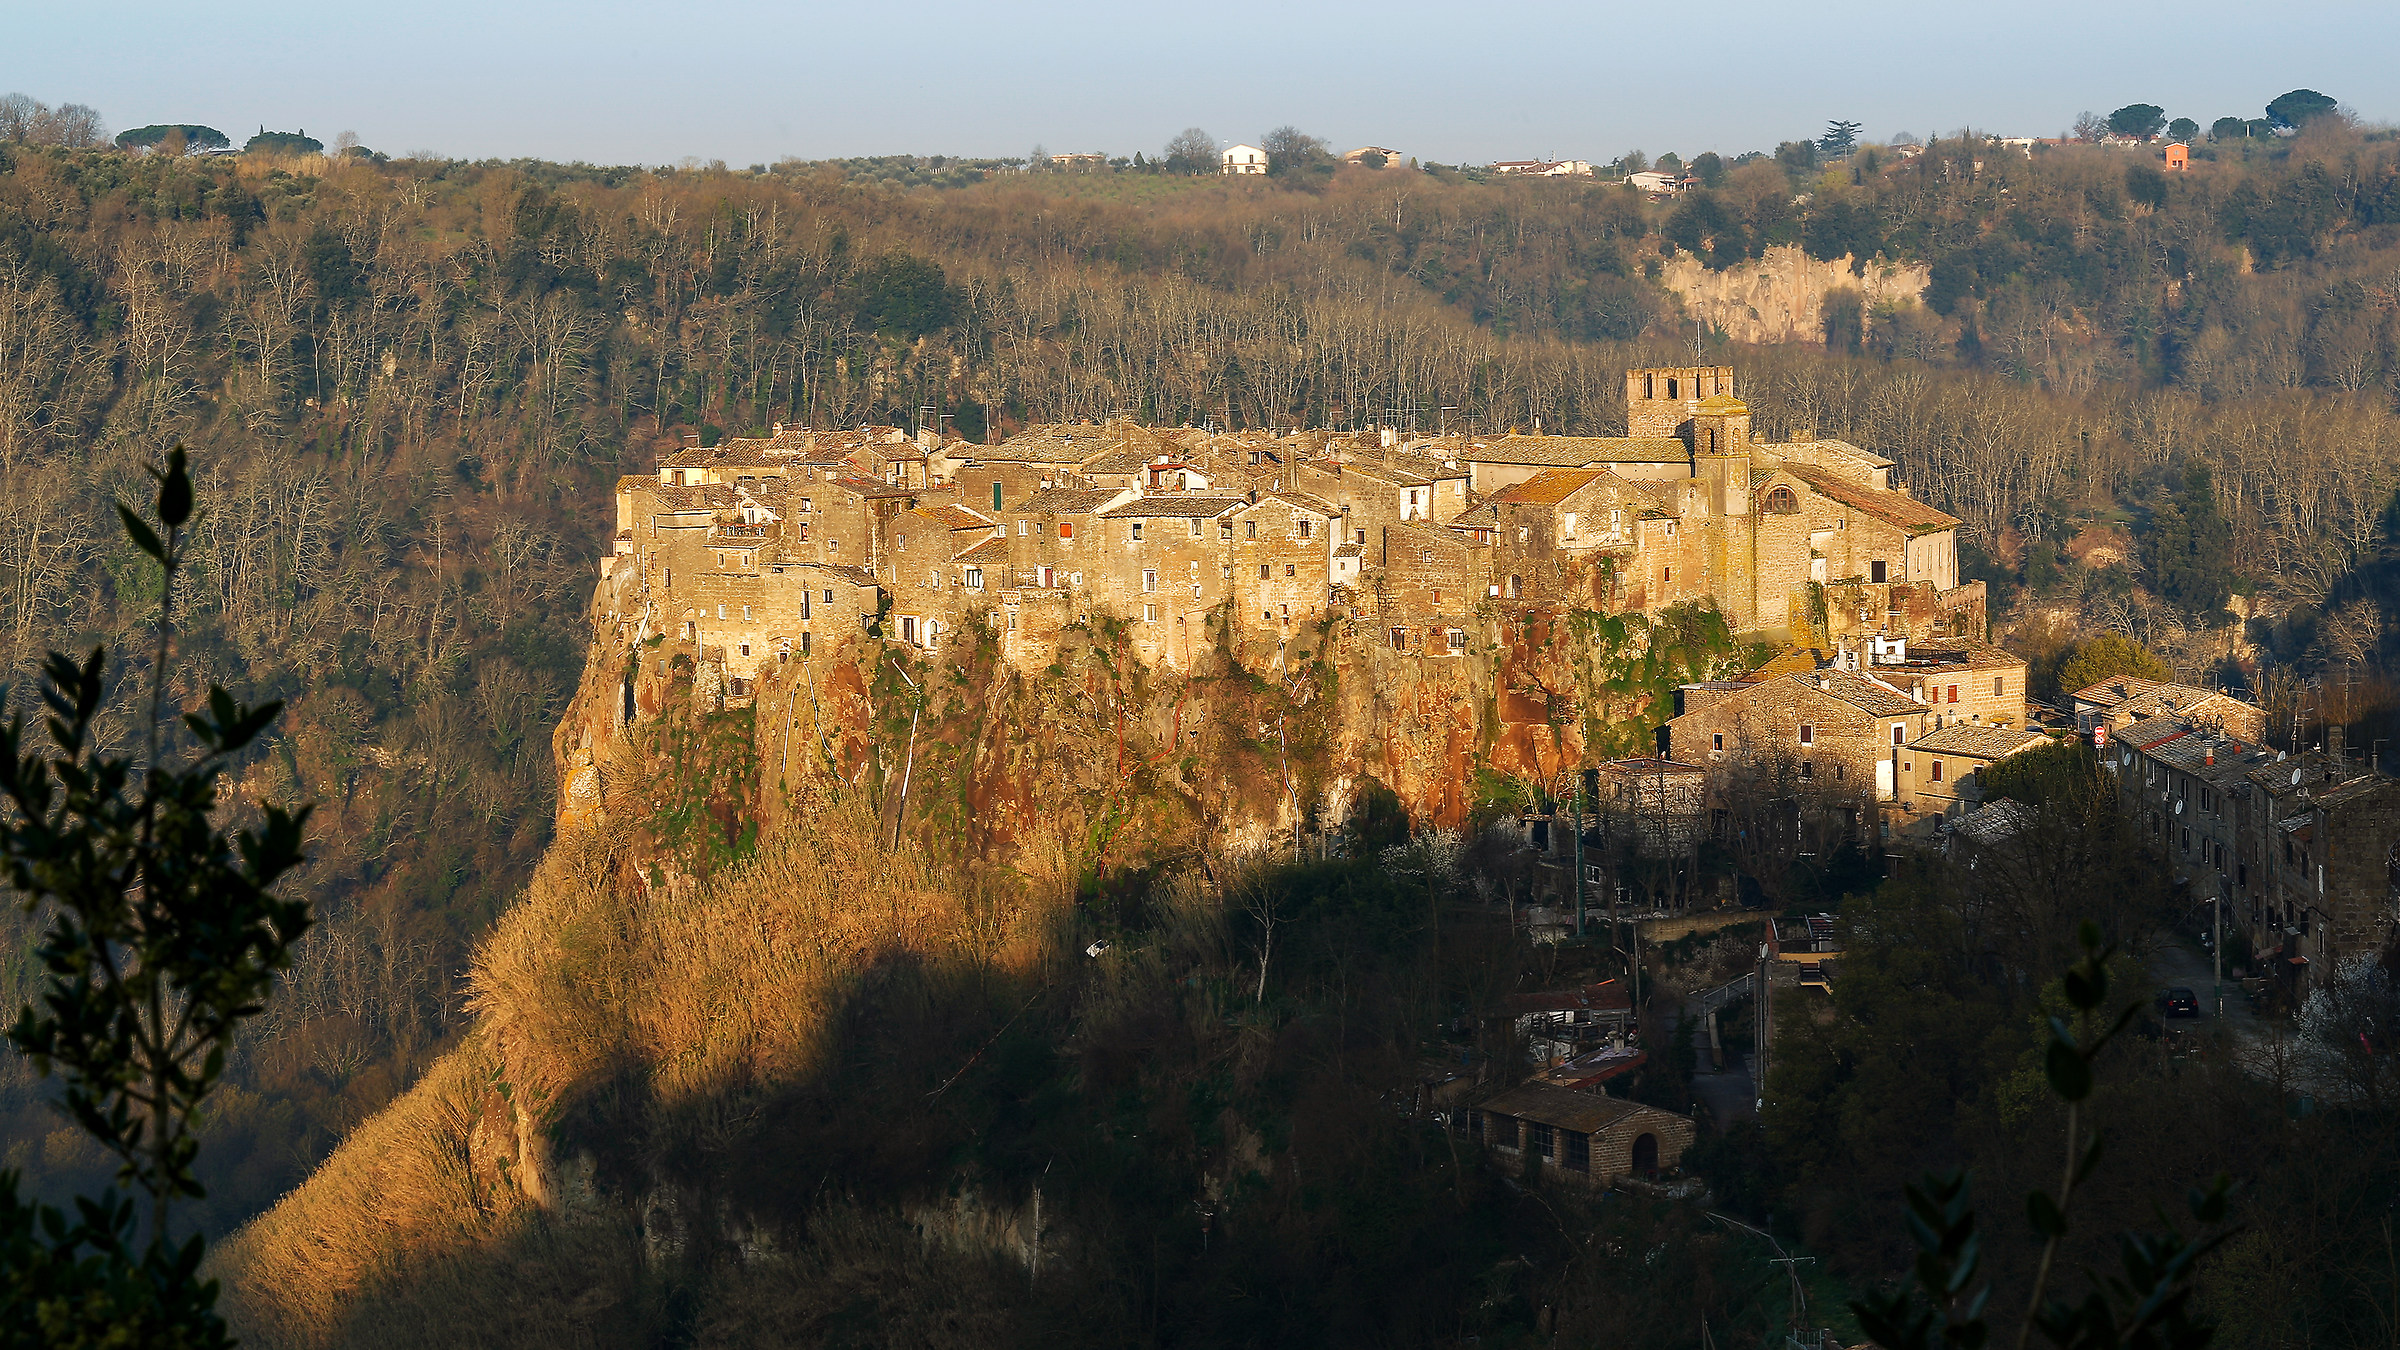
top-left (2, 123), bottom-right (2400, 1302)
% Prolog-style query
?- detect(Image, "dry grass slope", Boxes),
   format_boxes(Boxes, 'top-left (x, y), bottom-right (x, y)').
top-left (216, 785), bottom-right (1071, 1347)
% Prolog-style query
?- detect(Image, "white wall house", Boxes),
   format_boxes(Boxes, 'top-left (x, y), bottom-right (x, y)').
top-left (1222, 144), bottom-right (1266, 175)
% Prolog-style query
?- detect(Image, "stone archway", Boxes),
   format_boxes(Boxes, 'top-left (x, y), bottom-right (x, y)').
top-left (1631, 1131), bottom-right (1659, 1174)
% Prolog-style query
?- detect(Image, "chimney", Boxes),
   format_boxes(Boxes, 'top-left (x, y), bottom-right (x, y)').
top-left (2330, 722), bottom-right (2347, 766)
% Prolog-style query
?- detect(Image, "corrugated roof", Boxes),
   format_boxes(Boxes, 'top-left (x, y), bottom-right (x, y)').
top-left (1782, 464), bottom-right (1959, 536)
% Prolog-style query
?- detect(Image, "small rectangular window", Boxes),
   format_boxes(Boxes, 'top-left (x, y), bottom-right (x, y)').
top-left (1994, 675), bottom-right (2005, 696)
top-left (1947, 684), bottom-right (1959, 704)
top-left (1143, 569), bottom-right (1158, 592)
top-left (1798, 724), bottom-right (1814, 745)
top-left (1143, 603), bottom-right (1158, 623)
top-left (1131, 521), bottom-right (1144, 541)
top-left (1190, 518), bottom-right (1202, 536)
top-left (1892, 724), bottom-right (1905, 746)
top-left (1931, 760), bottom-right (1944, 782)
top-left (1299, 519), bottom-right (1312, 538)
top-left (1801, 761), bottom-right (1814, 780)
top-left (1060, 522), bottom-right (1072, 539)
top-left (1711, 732), bottom-right (1724, 752)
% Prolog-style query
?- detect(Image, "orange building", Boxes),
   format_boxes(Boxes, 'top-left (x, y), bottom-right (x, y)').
top-left (2163, 142), bottom-right (2190, 171)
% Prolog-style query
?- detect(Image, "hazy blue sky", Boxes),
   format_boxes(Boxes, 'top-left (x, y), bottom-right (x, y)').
top-left (13, 0), bottom-right (2395, 165)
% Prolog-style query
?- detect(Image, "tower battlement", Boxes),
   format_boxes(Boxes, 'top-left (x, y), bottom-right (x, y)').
top-left (1624, 366), bottom-right (1734, 440)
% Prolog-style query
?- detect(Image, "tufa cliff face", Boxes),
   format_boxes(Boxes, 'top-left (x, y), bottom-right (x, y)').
top-left (216, 579), bottom-right (1752, 1344)
top-left (1658, 245), bottom-right (1931, 346)
top-left (555, 589), bottom-right (1758, 868)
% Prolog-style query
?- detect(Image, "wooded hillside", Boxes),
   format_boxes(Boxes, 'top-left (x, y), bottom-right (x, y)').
top-left (2, 125), bottom-right (2399, 1240)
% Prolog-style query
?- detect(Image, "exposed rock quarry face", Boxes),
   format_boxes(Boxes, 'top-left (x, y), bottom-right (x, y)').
top-left (1658, 246), bottom-right (1931, 346)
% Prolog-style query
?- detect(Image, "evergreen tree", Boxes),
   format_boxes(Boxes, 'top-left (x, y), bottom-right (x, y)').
top-left (2144, 465), bottom-right (2235, 617)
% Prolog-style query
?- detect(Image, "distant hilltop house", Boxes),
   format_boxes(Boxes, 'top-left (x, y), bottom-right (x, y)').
top-left (1342, 145), bottom-right (1403, 168)
top-left (1045, 151), bottom-right (1108, 169)
top-left (1622, 169), bottom-right (1687, 194)
top-left (1491, 159), bottom-right (1593, 178)
top-left (2163, 141), bottom-right (2190, 171)
top-left (1221, 144), bottom-right (1266, 175)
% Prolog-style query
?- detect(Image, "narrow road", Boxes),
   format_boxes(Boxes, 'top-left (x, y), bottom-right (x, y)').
top-left (1662, 995), bottom-right (1756, 1125)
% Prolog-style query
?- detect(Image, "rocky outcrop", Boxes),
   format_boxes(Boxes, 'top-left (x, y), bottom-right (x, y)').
top-left (1659, 245), bottom-right (1930, 346)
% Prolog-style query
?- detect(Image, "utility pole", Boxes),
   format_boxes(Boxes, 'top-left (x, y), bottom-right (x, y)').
top-left (1571, 772), bottom-right (1586, 940)
top-left (2213, 886), bottom-right (2224, 1021)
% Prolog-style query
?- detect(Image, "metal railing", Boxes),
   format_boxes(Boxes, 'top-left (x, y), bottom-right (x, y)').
top-left (1693, 971), bottom-right (1754, 1014)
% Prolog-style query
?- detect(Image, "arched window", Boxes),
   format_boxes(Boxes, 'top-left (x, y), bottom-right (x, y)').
top-left (1762, 486), bottom-right (1799, 514)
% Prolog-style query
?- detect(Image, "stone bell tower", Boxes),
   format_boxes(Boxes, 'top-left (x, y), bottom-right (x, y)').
top-left (1624, 365), bottom-right (1735, 440)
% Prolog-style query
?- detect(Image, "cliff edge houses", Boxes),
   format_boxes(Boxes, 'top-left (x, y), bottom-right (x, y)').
top-left (595, 365), bottom-right (1986, 693)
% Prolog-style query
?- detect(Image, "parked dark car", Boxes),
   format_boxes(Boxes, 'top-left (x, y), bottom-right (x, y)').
top-left (2157, 987), bottom-right (2200, 1018)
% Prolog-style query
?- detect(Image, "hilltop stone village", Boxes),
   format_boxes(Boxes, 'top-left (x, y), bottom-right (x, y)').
top-left (601, 364), bottom-right (1984, 680)
top-left (590, 364), bottom-right (2400, 1009)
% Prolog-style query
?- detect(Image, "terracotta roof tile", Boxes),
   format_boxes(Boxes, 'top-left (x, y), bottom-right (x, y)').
top-left (1472, 435), bottom-right (1690, 467)
top-left (1782, 464), bottom-right (1959, 536)
top-left (1489, 468), bottom-right (1612, 506)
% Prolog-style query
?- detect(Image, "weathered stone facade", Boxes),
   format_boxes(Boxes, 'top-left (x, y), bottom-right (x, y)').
top-left (598, 366), bottom-right (1980, 737)
top-left (2115, 713), bottom-right (2400, 994)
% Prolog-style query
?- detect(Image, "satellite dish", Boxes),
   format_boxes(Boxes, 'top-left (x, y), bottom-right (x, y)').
top-left (2292, 768), bottom-right (2303, 786)
top-left (2174, 799), bottom-right (2184, 814)
top-left (2120, 752), bottom-right (2132, 767)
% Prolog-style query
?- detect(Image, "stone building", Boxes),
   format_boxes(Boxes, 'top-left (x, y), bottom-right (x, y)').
top-left (597, 361), bottom-right (1985, 738)
top-left (1897, 723), bottom-right (2050, 818)
top-left (1669, 667), bottom-right (1939, 811)
top-left (2113, 711), bottom-right (2400, 995)
top-left (1471, 1082), bottom-right (1694, 1187)
top-left (1591, 757), bottom-right (1708, 855)
top-left (2073, 677), bottom-right (2264, 743)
